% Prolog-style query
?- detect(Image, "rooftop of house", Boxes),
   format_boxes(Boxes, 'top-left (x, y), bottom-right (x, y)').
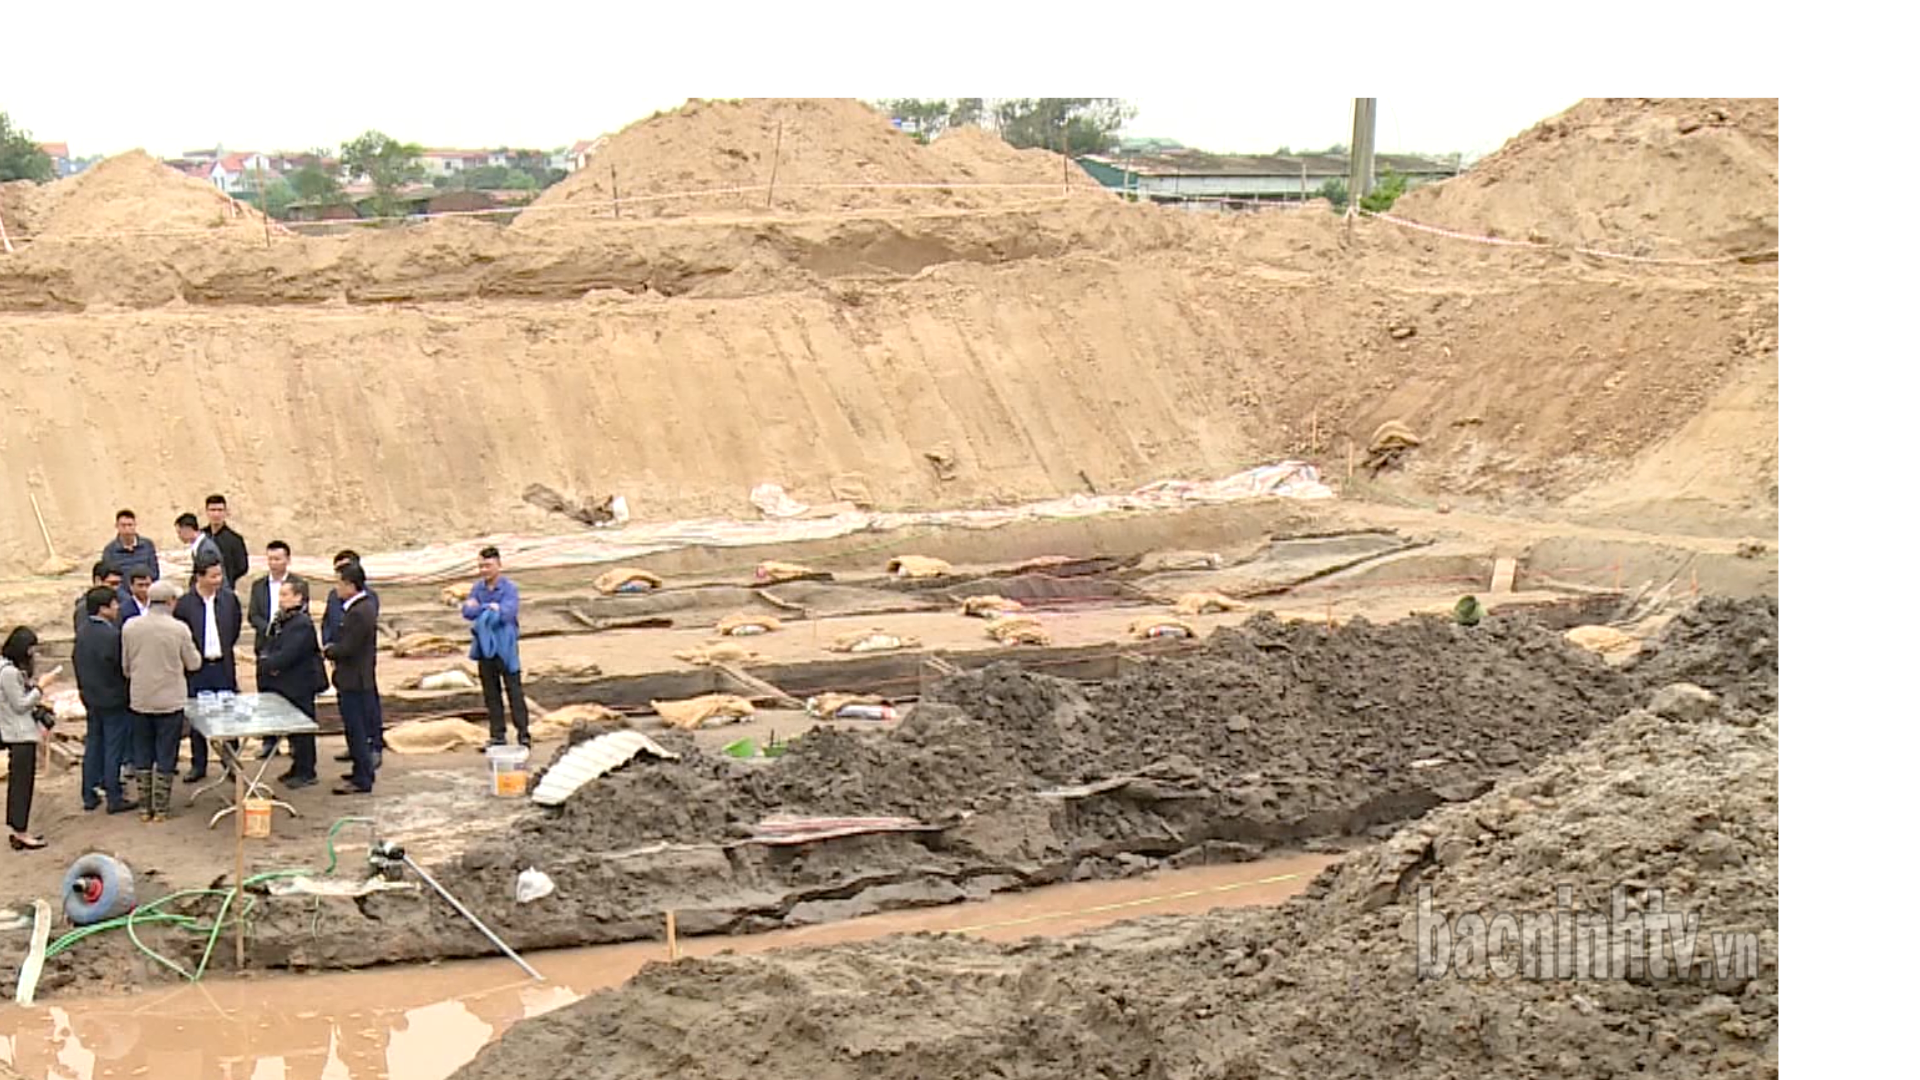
top-left (37, 142), bottom-right (70, 159)
top-left (1080, 148), bottom-right (1458, 179)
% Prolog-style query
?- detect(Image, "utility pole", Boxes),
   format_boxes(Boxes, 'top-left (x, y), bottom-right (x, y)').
top-left (1348, 98), bottom-right (1377, 206)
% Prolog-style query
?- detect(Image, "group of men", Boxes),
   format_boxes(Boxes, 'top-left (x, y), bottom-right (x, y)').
top-left (70, 496), bottom-right (535, 820)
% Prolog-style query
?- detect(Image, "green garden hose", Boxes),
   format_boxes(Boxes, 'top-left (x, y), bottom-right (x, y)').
top-left (42, 815), bottom-right (379, 982)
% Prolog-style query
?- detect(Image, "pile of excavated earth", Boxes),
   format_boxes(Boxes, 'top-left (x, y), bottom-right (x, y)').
top-left (0, 97), bottom-right (1776, 564)
top-left (452, 598), bottom-right (1778, 1079)
top-left (23, 597), bottom-right (1763, 989)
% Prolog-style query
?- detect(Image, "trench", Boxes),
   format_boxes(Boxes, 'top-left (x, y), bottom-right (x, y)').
top-left (0, 853), bottom-right (1335, 1080)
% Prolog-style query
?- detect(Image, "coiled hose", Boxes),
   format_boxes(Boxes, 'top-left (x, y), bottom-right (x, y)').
top-left (42, 815), bottom-right (377, 982)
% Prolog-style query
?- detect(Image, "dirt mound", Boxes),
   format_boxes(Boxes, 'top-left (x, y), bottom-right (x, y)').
top-left (24, 150), bottom-right (266, 240)
top-left (1394, 98), bottom-right (1777, 258)
top-left (1627, 595), bottom-right (1778, 710)
top-left (455, 699), bottom-right (1777, 1080)
top-left (522, 98), bottom-right (1099, 224)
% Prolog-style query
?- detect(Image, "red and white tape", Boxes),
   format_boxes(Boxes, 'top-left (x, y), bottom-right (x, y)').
top-left (1357, 208), bottom-right (1777, 267)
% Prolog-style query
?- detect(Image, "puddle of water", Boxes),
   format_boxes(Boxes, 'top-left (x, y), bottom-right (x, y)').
top-left (0, 853), bottom-right (1334, 1080)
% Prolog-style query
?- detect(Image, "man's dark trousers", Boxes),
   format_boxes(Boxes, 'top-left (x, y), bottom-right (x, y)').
top-left (130, 711), bottom-right (185, 776)
top-left (478, 657), bottom-right (531, 745)
top-left (285, 693), bottom-right (318, 780)
top-left (337, 690), bottom-right (379, 791)
top-left (81, 708), bottom-right (132, 810)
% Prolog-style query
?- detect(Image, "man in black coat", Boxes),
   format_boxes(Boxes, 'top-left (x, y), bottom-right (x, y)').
top-left (247, 540), bottom-right (302, 760)
top-left (256, 576), bottom-right (326, 787)
top-left (175, 556), bottom-right (243, 783)
top-left (73, 562), bottom-right (124, 637)
top-left (203, 494), bottom-right (249, 594)
top-left (74, 587), bottom-right (135, 814)
top-left (323, 561), bottom-right (380, 795)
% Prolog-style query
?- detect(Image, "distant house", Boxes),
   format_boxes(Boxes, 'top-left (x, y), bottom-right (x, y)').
top-left (1076, 148), bottom-right (1459, 206)
top-left (207, 152), bottom-right (277, 194)
top-left (563, 137), bottom-right (606, 173)
top-left (37, 142), bottom-right (85, 178)
top-left (419, 149), bottom-right (489, 177)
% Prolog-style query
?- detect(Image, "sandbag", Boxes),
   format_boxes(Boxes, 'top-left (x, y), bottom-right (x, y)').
top-left (530, 702), bottom-right (624, 740)
top-left (959, 595), bottom-right (1024, 618)
top-left (1565, 625), bottom-right (1640, 657)
top-left (807, 692), bottom-right (888, 719)
top-left (755, 560), bottom-right (827, 584)
top-left (1128, 615), bottom-right (1197, 641)
top-left (828, 629), bottom-right (920, 654)
top-left (594, 567), bottom-right (663, 595)
top-left (886, 555), bottom-right (952, 579)
top-left (986, 616), bottom-right (1051, 646)
top-left (652, 694), bottom-right (755, 731)
top-left (1171, 592), bottom-right (1251, 616)
top-left (385, 718), bottom-right (490, 754)
top-left (531, 658), bottom-right (603, 681)
top-left (392, 633), bottom-right (467, 659)
top-left (717, 612), bottom-right (782, 637)
top-left (674, 642), bottom-right (765, 667)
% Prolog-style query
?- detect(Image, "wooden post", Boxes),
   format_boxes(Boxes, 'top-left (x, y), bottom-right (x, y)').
top-left (0, 211), bottom-right (13, 254)
top-left (1612, 561), bottom-right (1623, 591)
top-left (1346, 441), bottom-right (1356, 485)
top-left (1310, 409), bottom-right (1319, 454)
top-left (665, 910), bottom-right (679, 962)
top-left (765, 122), bottom-right (783, 210)
top-left (610, 165), bottom-right (621, 219)
top-left (233, 765), bottom-right (247, 969)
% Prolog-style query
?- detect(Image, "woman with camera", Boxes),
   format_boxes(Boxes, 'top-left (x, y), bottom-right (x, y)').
top-left (1, 626), bottom-right (57, 851)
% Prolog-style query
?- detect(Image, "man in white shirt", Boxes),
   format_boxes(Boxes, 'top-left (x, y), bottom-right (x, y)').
top-left (173, 559), bottom-right (241, 783)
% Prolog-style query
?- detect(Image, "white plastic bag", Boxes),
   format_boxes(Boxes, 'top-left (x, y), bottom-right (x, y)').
top-left (515, 868), bottom-right (555, 904)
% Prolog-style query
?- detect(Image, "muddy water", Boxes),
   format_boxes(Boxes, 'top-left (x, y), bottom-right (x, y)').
top-left (0, 854), bottom-right (1334, 1080)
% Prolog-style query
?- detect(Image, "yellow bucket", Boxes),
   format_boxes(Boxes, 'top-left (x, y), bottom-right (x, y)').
top-left (242, 798), bottom-right (273, 838)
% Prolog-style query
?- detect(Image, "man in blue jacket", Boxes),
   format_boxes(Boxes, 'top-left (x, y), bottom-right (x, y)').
top-left (74, 587), bottom-right (136, 814)
top-left (463, 545), bottom-right (529, 749)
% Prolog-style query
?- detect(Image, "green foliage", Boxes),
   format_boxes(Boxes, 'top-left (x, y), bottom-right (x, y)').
top-left (340, 130), bottom-right (425, 219)
top-left (880, 99), bottom-right (952, 143)
top-left (260, 179), bottom-right (298, 220)
top-left (1315, 170), bottom-right (1408, 214)
top-left (948, 98), bottom-right (984, 129)
top-left (1359, 169), bottom-right (1408, 213)
top-left (992, 99), bottom-right (1134, 155)
top-left (0, 110), bottom-right (53, 183)
top-left (441, 163), bottom-right (554, 192)
top-left (288, 151), bottom-right (344, 205)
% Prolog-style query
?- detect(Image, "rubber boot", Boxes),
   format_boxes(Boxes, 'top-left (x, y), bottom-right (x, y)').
top-left (151, 773), bottom-right (174, 824)
top-left (138, 769), bottom-right (156, 822)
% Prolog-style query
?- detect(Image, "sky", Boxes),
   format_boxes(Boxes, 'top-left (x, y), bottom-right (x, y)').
top-left (3, 96), bottom-right (1574, 161)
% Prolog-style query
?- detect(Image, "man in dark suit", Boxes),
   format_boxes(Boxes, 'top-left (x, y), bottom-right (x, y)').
top-left (248, 540), bottom-right (302, 760)
top-left (257, 576), bottom-right (326, 787)
top-left (175, 556), bottom-right (243, 783)
top-left (74, 562), bottom-right (124, 637)
top-left (203, 494), bottom-right (249, 594)
top-left (324, 561), bottom-right (380, 795)
top-left (74, 587), bottom-right (136, 814)
top-left (322, 550), bottom-right (384, 767)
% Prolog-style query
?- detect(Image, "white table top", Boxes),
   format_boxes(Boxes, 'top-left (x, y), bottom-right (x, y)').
top-left (185, 692), bottom-right (321, 740)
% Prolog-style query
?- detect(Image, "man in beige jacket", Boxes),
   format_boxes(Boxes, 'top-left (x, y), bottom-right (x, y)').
top-left (120, 581), bottom-right (202, 822)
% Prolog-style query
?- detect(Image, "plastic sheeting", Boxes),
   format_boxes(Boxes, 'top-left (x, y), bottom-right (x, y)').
top-left (200, 462), bottom-right (1331, 587)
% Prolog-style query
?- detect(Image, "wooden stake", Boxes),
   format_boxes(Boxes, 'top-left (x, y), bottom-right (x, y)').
top-left (766, 121), bottom-right (784, 210)
top-left (665, 910), bottom-right (679, 962)
top-left (1613, 561), bottom-right (1623, 591)
top-left (2, 210), bottom-right (16, 254)
top-left (610, 165), bottom-right (620, 219)
top-left (1310, 409), bottom-right (1319, 454)
top-left (1346, 441), bottom-right (1356, 485)
top-left (233, 764), bottom-right (247, 969)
